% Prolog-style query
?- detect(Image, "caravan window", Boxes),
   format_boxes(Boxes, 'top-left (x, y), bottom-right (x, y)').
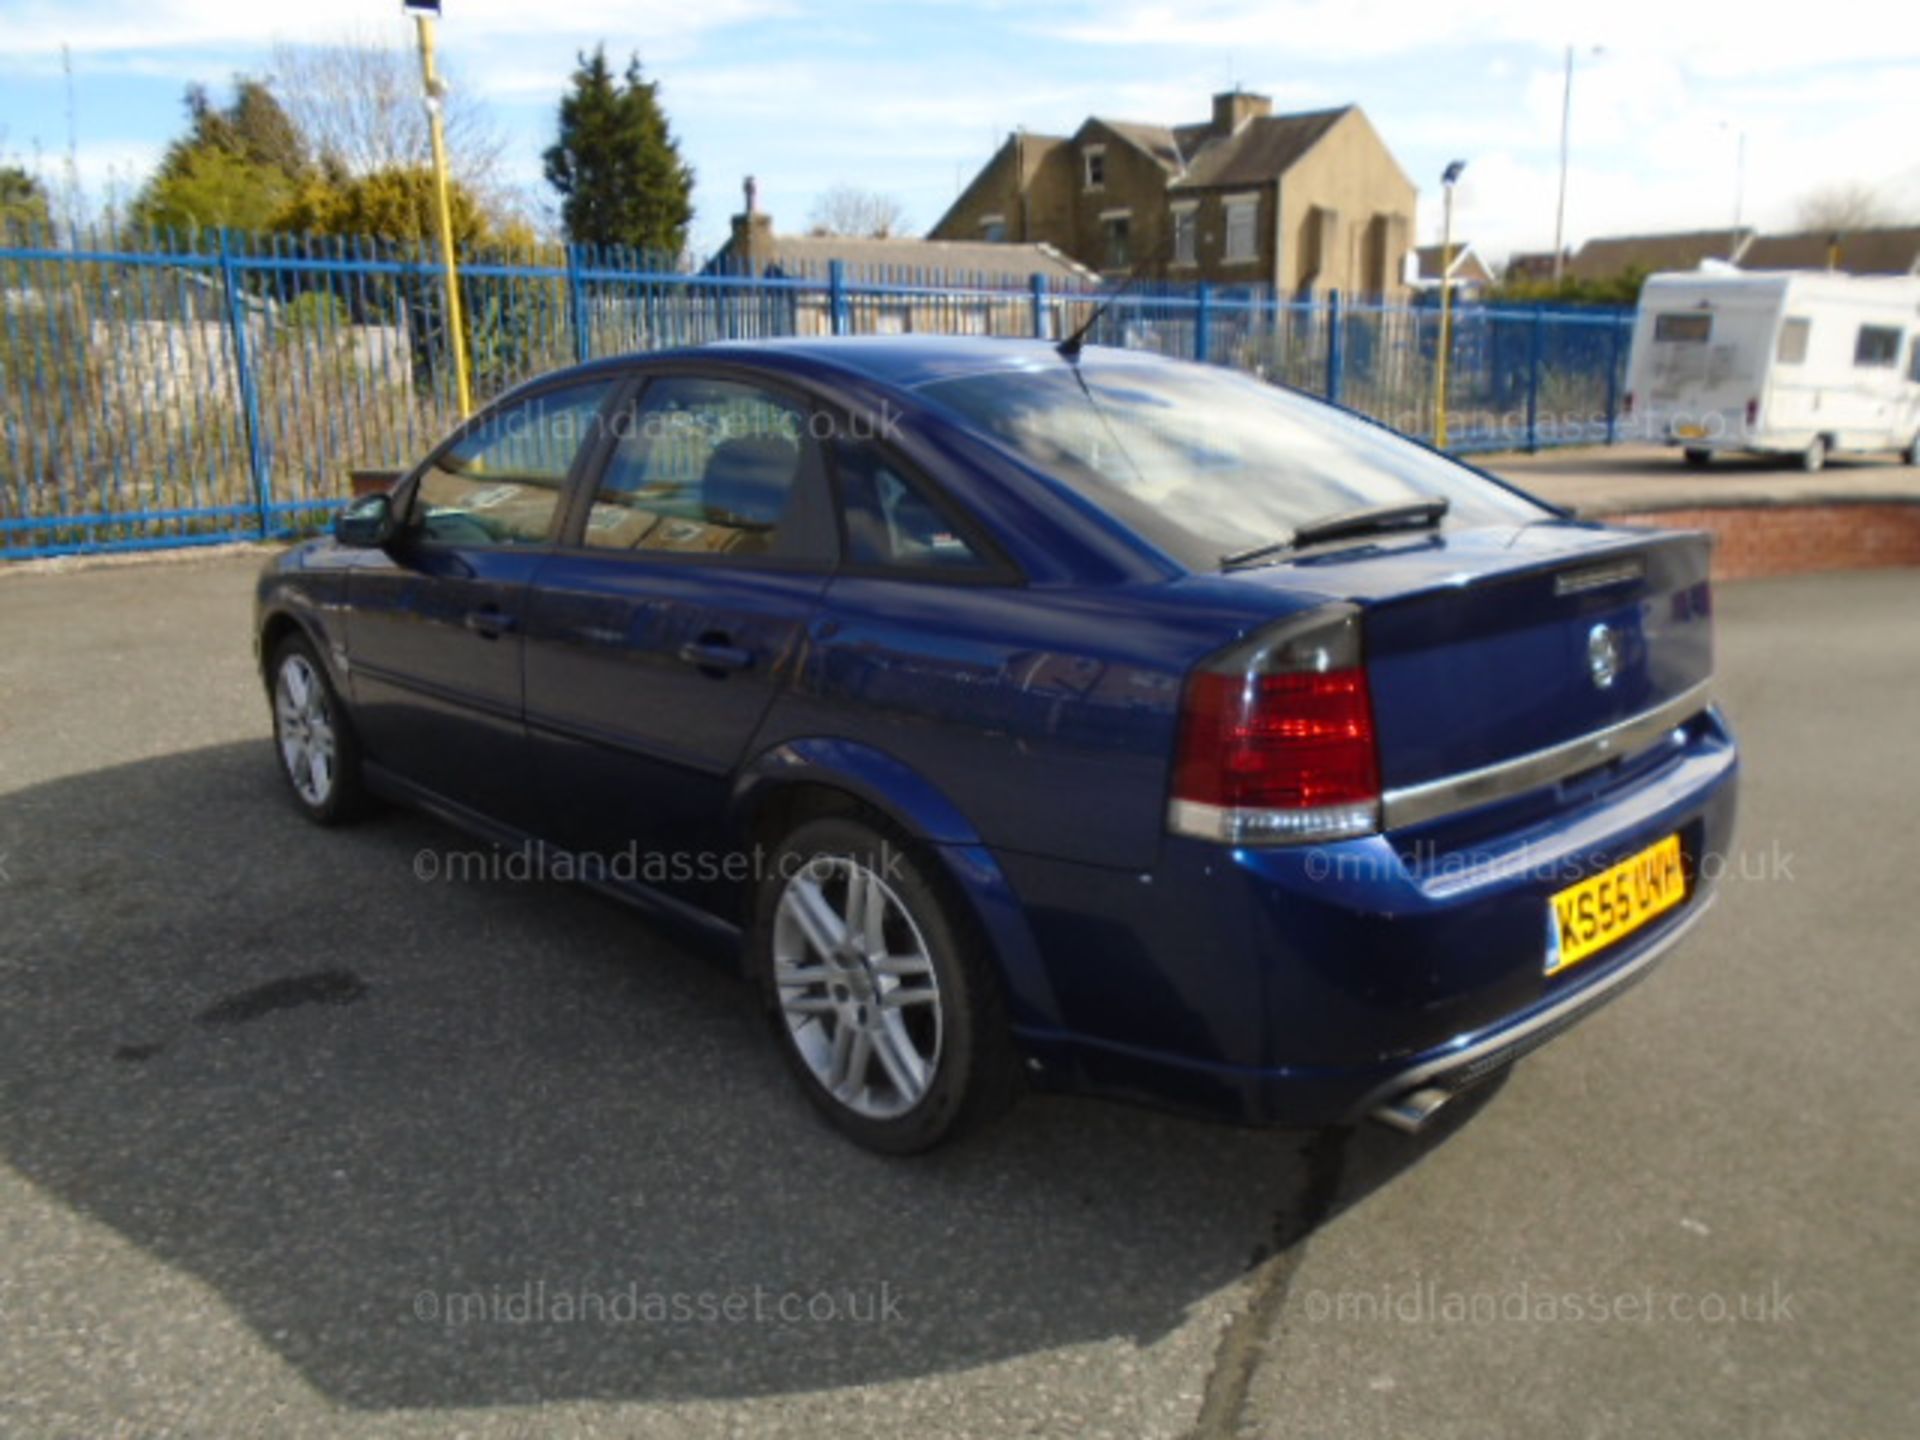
top-left (1854, 326), bottom-right (1902, 368)
top-left (1908, 337), bottom-right (1920, 384)
top-left (1654, 313), bottom-right (1711, 343)
top-left (1776, 318), bottom-right (1811, 365)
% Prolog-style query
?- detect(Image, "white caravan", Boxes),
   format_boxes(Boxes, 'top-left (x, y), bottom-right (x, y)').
top-left (1623, 268), bottom-right (1920, 470)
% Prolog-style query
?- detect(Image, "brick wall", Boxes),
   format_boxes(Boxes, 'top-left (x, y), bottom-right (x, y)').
top-left (1599, 503), bottom-right (1920, 581)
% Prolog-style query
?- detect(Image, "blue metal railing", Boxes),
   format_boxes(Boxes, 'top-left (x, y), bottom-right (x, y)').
top-left (0, 224), bottom-right (1634, 559)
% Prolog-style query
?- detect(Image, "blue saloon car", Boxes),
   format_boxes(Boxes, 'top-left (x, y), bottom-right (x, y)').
top-left (256, 338), bottom-right (1737, 1153)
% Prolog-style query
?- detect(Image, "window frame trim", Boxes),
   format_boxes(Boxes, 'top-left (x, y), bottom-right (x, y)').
top-left (1853, 323), bottom-right (1904, 370)
top-left (1222, 192), bottom-right (1260, 264)
top-left (1082, 144), bottom-right (1107, 191)
top-left (820, 426), bottom-right (1027, 588)
top-left (1774, 315), bottom-right (1811, 366)
top-left (1169, 200), bottom-right (1199, 268)
top-left (391, 370), bottom-right (631, 553)
top-left (549, 360), bottom-right (844, 573)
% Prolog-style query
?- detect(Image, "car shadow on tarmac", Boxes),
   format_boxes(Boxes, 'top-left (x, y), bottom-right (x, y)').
top-left (0, 742), bottom-right (1495, 1409)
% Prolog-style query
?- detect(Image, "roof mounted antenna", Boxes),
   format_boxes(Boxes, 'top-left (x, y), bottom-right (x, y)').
top-left (1057, 230), bottom-right (1178, 362)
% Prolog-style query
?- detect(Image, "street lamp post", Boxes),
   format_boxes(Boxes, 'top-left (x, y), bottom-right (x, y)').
top-left (405, 0), bottom-right (472, 418)
top-left (1731, 128), bottom-right (1747, 234)
top-left (1434, 159), bottom-right (1466, 449)
top-left (1551, 44), bottom-right (1603, 284)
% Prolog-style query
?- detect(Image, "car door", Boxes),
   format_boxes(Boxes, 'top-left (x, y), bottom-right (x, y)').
top-left (1842, 321), bottom-right (1905, 445)
top-left (522, 368), bottom-right (839, 909)
top-left (346, 377), bottom-right (619, 830)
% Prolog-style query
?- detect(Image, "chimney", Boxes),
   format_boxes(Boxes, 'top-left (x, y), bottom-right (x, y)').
top-left (1211, 89), bottom-right (1272, 135)
top-left (731, 174), bottom-right (773, 275)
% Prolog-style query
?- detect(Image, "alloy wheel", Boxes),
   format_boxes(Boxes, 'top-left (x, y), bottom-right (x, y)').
top-left (275, 653), bottom-right (337, 808)
top-left (771, 854), bottom-right (944, 1120)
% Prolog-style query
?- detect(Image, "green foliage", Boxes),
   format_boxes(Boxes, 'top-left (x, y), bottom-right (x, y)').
top-left (544, 46), bottom-right (693, 252)
top-left (133, 77), bottom-right (308, 237)
top-left (188, 79), bottom-right (310, 177)
top-left (1493, 266), bottom-right (1649, 307)
top-left (272, 167), bottom-right (489, 247)
top-left (133, 146), bottom-right (294, 234)
top-left (0, 165), bottom-right (51, 239)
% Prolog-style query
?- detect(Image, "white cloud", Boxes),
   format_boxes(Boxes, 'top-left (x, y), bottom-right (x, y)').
top-left (1424, 51), bottom-right (1920, 255)
top-left (1, 0), bottom-right (794, 58)
top-left (6, 0), bottom-right (1915, 257)
top-left (1032, 0), bottom-right (1920, 73)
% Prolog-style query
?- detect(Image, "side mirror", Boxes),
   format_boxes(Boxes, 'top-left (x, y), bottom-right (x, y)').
top-left (334, 492), bottom-right (397, 549)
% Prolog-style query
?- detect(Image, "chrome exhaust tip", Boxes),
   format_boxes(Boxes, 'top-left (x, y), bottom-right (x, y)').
top-left (1369, 1085), bottom-right (1455, 1134)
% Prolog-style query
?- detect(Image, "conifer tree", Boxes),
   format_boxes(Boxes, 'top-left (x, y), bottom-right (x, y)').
top-left (544, 47), bottom-right (693, 254)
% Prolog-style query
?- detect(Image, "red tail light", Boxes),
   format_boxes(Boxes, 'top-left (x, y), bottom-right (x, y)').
top-left (1745, 397), bottom-right (1758, 427)
top-left (1169, 605), bottom-right (1381, 844)
top-left (1623, 390), bottom-right (1635, 416)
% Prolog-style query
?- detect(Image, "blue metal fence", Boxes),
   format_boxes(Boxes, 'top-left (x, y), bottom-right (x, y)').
top-left (0, 226), bottom-right (1634, 559)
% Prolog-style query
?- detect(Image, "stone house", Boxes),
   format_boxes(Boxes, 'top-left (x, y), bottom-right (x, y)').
top-left (929, 91), bottom-right (1417, 298)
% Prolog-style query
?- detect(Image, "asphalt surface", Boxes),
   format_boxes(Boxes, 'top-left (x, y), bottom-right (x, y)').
top-left (0, 556), bottom-right (1914, 1438)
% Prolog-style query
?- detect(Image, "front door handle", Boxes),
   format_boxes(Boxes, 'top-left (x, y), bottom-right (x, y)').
top-left (677, 637), bottom-right (755, 676)
top-left (464, 606), bottom-right (517, 639)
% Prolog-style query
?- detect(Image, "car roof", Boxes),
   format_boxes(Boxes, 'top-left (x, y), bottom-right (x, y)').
top-left (553, 336), bottom-right (1182, 394)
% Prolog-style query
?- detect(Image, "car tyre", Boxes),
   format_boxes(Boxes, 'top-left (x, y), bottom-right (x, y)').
top-left (1683, 447), bottom-right (1711, 469)
top-left (269, 634), bottom-right (371, 825)
top-left (1905, 432), bottom-right (1919, 468)
top-left (752, 814), bottom-right (1017, 1154)
top-left (1800, 436), bottom-right (1827, 473)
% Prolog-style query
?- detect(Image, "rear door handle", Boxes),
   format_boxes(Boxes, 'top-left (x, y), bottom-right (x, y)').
top-left (464, 606), bottom-right (517, 639)
top-left (677, 638), bottom-right (755, 675)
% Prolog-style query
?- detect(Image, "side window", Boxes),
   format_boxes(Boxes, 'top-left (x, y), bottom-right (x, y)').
top-left (1854, 325), bottom-right (1902, 369)
top-left (585, 376), bottom-right (818, 557)
top-left (412, 382), bottom-right (612, 546)
top-left (832, 440), bottom-right (987, 573)
top-left (1908, 337), bottom-right (1920, 385)
top-left (1776, 317), bottom-right (1810, 365)
top-left (1653, 313), bottom-right (1711, 344)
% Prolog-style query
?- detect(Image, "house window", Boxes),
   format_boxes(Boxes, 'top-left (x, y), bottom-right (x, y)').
top-left (1776, 317), bottom-right (1810, 365)
top-left (1855, 324), bottom-right (1902, 368)
top-left (1083, 146), bottom-right (1106, 190)
top-left (1171, 204), bottom-right (1197, 266)
top-left (1102, 212), bottom-right (1131, 268)
top-left (979, 214), bottom-right (1006, 243)
top-left (1224, 195), bottom-right (1258, 264)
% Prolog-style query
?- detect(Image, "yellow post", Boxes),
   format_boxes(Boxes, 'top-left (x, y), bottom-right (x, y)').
top-left (1433, 173), bottom-right (1458, 449)
top-left (413, 8), bottom-right (472, 418)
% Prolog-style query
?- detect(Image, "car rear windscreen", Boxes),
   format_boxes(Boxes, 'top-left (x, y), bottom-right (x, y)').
top-left (919, 358), bottom-right (1549, 565)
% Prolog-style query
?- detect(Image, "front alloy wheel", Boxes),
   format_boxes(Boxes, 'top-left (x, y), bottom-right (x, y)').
top-left (269, 636), bottom-right (369, 824)
top-left (276, 651), bottom-right (337, 808)
top-left (755, 816), bottom-right (1015, 1153)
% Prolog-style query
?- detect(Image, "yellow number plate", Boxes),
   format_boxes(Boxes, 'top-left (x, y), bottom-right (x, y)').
top-left (1672, 424), bottom-right (1706, 439)
top-left (1548, 834), bottom-right (1686, 975)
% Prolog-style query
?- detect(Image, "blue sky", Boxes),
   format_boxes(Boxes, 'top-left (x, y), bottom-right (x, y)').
top-left (3, 0), bottom-right (1916, 261)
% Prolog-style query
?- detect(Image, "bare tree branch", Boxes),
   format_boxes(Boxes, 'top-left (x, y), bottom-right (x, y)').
top-left (269, 32), bottom-right (508, 194)
top-left (1793, 182), bottom-right (1907, 233)
top-left (806, 184), bottom-right (910, 239)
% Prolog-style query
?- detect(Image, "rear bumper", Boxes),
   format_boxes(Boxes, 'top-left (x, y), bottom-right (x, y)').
top-left (1017, 883), bottom-right (1718, 1126)
top-left (1005, 705), bottom-right (1739, 1127)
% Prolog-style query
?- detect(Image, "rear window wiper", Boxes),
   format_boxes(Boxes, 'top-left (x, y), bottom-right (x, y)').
top-left (1221, 498), bottom-right (1450, 571)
